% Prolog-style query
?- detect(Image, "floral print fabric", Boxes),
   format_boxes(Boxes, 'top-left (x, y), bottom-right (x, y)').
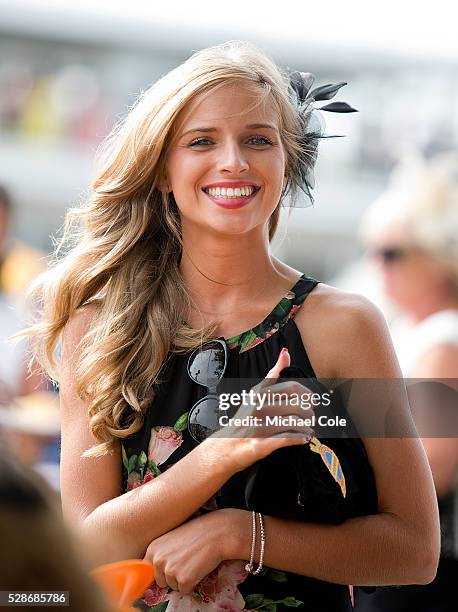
top-left (225, 278), bottom-right (314, 353)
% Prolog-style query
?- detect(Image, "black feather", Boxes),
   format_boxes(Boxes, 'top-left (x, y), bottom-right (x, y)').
top-left (320, 101), bottom-right (358, 113)
top-left (289, 71), bottom-right (315, 102)
top-left (285, 71), bottom-right (357, 207)
top-left (307, 82), bottom-right (347, 102)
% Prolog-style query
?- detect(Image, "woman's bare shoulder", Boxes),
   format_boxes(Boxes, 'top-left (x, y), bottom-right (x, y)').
top-left (294, 283), bottom-right (401, 378)
top-left (302, 282), bottom-right (381, 320)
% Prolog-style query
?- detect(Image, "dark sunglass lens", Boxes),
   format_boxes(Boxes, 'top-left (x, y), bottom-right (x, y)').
top-left (371, 247), bottom-right (405, 263)
top-left (382, 248), bottom-right (404, 263)
top-left (188, 341), bottom-right (226, 387)
top-left (188, 396), bottom-right (222, 443)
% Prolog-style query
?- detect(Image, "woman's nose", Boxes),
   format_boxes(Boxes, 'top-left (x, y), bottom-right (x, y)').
top-left (216, 141), bottom-right (249, 174)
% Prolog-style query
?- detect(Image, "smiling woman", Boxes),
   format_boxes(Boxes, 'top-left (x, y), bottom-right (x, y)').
top-left (22, 40), bottom-right (439, 611)
top-left (166, 83), bottom-right (286, 231)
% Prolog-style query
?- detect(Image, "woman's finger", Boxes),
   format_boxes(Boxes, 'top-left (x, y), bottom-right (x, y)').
top-left (257, 380), bottom-right (314, 396)
top-left (165, 574), bottom-right (179, 592)
top-left (260, 402), bottom-right (315, 421)
top-left (248, 420), bottom-right (314, 439)
top-left (260, 432), bottom-right (312, 450)
top-left (153, 567), bottom-right (168, 589)
top-left (257, 347), bottom-right (291, 389)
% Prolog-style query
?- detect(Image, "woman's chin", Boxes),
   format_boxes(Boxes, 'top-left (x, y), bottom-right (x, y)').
top-left (207, 219), bottom-right (258, 236)
top-left (183, 211), bottom-right (264, 237)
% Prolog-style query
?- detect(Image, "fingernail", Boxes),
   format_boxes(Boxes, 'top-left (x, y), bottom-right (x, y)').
top-left (280, 348), bottom-right (289, 356)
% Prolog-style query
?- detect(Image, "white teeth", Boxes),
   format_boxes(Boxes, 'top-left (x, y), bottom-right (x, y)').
top-left (205, 186), bottom-right (256, 198)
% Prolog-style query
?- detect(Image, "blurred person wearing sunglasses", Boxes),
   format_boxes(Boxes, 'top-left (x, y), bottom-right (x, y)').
top-left (0, 450), bottom-right (110, 611)
top-left (21, 42), bottom-right (439, 611)
top-left (356, 152), bottom-right (458, 612)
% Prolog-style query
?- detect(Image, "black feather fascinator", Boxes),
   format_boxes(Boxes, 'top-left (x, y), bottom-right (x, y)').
top-left (285, 71), bottom-right (357, 207)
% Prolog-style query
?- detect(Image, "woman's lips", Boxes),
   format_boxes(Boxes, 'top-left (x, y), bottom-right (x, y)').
top-left (202, 188), bottom-right (259, 210)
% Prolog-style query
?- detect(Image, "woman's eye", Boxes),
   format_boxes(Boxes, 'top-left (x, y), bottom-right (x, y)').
top-left (187, 135), bottom-right (274, 148)
top-left (188, 138), bottom-right (213, 147)
top-left (248, 135), bottom-right (273, 146)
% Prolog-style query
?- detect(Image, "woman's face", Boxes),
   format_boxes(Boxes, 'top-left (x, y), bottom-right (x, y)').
top-left (368, 228), bottom-right (453, 312)
top-left (165, 83), bottom-right (286, 237)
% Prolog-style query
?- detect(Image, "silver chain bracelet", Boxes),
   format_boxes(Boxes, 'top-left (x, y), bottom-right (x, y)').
top-left (245, 511), bottom-right (265, 575)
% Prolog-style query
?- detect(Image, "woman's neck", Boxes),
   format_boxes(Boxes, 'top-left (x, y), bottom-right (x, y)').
top-left (408, 295), bottom-right (458, 325)
top-left (179, 226), bottom-right (294, 315)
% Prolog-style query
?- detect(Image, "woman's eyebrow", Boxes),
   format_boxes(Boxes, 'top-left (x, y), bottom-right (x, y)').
top-left (180, 127), bottom-right (216, 137)
top-left (180, 123), bottom-right (278, 138)
top-left (246, 123), bottom-right (277, 131)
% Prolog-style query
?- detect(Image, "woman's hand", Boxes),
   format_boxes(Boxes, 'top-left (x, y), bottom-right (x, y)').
top-left (201, 348), bottom-right (315, 474)
top-left (144, 508), bottom-right (243, 594)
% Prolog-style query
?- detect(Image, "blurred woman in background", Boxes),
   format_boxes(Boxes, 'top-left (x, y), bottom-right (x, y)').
top-left (357, 152), bottom-right (458, 612)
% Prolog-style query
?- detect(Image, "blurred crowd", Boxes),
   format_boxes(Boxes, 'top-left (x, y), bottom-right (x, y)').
top-left (354, 153), bottom-right (458, 610)
top-left (0, 185), bottom-right (60, 485)
top-left (0, 61), bottom-right (112, 145)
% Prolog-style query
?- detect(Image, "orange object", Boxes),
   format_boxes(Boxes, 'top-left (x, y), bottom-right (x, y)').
top-left (91, 559), bottom-right (155, 612)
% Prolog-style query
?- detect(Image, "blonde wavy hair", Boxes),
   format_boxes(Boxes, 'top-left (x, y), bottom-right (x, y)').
top-left (25, 41), bottom-right (307, 456)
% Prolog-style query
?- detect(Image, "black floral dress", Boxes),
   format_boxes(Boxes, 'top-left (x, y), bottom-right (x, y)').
top-left (121, 274), bottom-right (378, 611)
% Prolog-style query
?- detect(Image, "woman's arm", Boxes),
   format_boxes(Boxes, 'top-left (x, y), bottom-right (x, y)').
top-left (226, 455), bottom-right (437, 586)
top-left (60, 308), bottom-right (309, 566)
top-left (60, 307), bottom-right (239, 565)
top-left (238, 290), bottom-right (440, 585)
top-left (221, 506), bottom-right (434, 587)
